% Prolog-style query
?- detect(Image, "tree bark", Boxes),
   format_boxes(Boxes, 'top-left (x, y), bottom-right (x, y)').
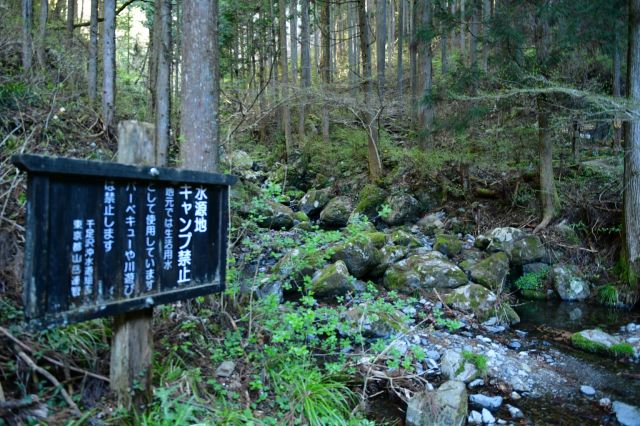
top-left (441, 0), bottom-right (448, 74)
top-left (180, 0), bottom-right (219, 172)
top-left (397, 0), bottom-right (404, 96)
top-left (614, 29), bottom-right (623, 150)
top-left (470, 0), bottom-right (478, 70)
top-left (624, 0), bottom-right (640, 290)
top-left (88, 0), bottom-right (98, 101)
top-left (320, 0), bottom-right (331, 143)
top-left (22, 0), bottom-right (33, 72)
top-left (410, 0), bottom-right (418, 124)
top-left (290, 0), bottom-right (298, 85)
top-left (66, 0), bottom-right (75, 42)
top-left (299, 0), bottom-right (311, 139)
top-left (417, 0), bottom-right (433, 147)
top-left (155, 0), bottom-right (172, 165)
top-left (279, 0), bottom-right (293, 155)
top-left (102, 0), bottom-right (116, 131)
top-left (376, 0), bottom-right (387, 97)
top-left (460, 0), bottom-right (465, 62)
top-left (481, 0), bottom-right (489, 71)
top-left (36, 0), bottom-right (47, 67)
top-left (348, 0), bottom-right (358, 95)
top-left (358, 0), bottom-right (383, 180)
top-left (388, 0), bottom-right (395, 71)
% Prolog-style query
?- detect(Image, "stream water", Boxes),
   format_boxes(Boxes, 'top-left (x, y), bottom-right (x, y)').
top-left (514, 300), bottom-right (640, 425)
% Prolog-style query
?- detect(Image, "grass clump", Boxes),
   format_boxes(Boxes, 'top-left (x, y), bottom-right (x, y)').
top-left (461, 350), bottom-right (488, 376)
top-left (514, 266), bottom-right (550, 299)
top-left (597, 284), bottom-right (619, 307)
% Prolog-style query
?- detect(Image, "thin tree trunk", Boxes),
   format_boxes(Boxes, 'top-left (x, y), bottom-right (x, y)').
top-left (279, 0), bottom-right (293, 155)
top-left (410, 0), bottom-right (418, 124)
top-left (66, 0), bottom-right (74, 42)
top-left (88, 0), bottom-right (98, 100)
top-left (376, 0), bottom-right (387, 97)
top-left (441, 0), bottom-right (448, 74)
top-left (470, 0), bottom-right (478, 70)
top-left (37, 0), bottom-right (47, 67)
top-left (460, 0), bottom-right (465, 62)
top-left (314, 28), bottom-right (320, 77)
top-left (155, 0), bottom-right (171, 165)
top-left (624, 0), bottom-right (640, 291)
top-left (481, 0), bottom-right (489, 71)
top-left (22, 0), bottom-right (33, 72)
top-left (180, 0), bottom-right (219, 172)
top-left (173, 0), bottom-right (181, 137)
top-left (614, 30), bottom-right (623, 150)
top-left (102, 0), bottom-right (116, 131)
top-left (291, 0), bottom-right (298, 85)
top-left (388, 0), bottom-right (395, 71)
top-left (397, 0), bottom-right (404, 95)
top-left (348, 0), bottom-right (358, 95)
top-left (417, 0), bottom-right (433, 146)
top-left (320, 0), bottom-right (331, 142)
top-left (358, 0), bottom-right (383, 180)
top-left (299, 0), bottom-right (311, 139)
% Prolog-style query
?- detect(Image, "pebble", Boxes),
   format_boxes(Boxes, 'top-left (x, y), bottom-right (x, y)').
top-left (507, 404), bottom-right (524, 419)
top-left (216, 361), bottom-right (236, 378)
top-left (470, 394), bottom-right (503, 411)
top-left (426, 358), bottom-right (439, 370)
top-left (515, 330), bottom-right (528, 337)
top-left (483, 317), bottom-right (498, 327)
top-left (426, 350), bottom-right (441, 361)
top-left (599, 397), bottom-right (612, 408)
top-left (510, 391), bottom-right (522, 400)
top-left (468, 410), bottom-right (483, 425)
top-left (469, 379), bottom-right (485, 389)
top-left (508, 340), bottom-right (522, 350)
top-left (477, 335), bottom-right (492, 343)
top-left (580, 385), bottom-right (596, 397)
top-left (485, 325), bottom-right (506, 333)
top-left (497, 420), bottom-right (507, 425)
top-left (482, 408), bottom-right (496, 424)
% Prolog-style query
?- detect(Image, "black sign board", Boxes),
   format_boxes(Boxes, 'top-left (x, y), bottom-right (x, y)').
top-left (13, 155), bottom-right (237, 328)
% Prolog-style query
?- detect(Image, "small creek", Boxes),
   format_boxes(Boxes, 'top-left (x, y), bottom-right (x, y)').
top-left (514, 300), bottom-right (640, 425)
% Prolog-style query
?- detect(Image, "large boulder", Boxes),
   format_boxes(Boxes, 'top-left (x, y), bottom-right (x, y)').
top-left (257, 201), bottom-right (295, 230)
top-left (383, 252), bottom-right (468, 292)
top-left (486, 227), bottom-right (527, 255)
top-left (299, 188), bottom-right (332, 217)
top-left (417, 213), bottom-right (446, 236)
top-left (552, 265), bottom-right (590, 301)
top-left (382, 194), bottom-right (421, 226)
top-left (469, 252), bottom-right (510, 292)
top-left (371, 245), bottom-right (409, 277)
top-left (388, 229), bottom-right (422, 248)
top-left (571, 329), bottom-right (633, 358)
top-left (405, 381), bottom-right (468, 426)
top-left (445, 284), bottom-right (519, 324)
top-left (434, 234), bottom-right (463, 257)
top-left (319, 196), bottom-right (354, 228)
top-left (331, 234), bottom-right (382, 278)
top-left (354, 184), bottom-right (388, 218)
top-left (310, 261), bottom-right (357, 300)
top-left (441, 350), bottom-right (480, 383)
top-left (612, 401), bottom-right (640, 426)
top-left (510, 235), bottom-right (546, 265)
top-left (273, 248), bottom-right (327, 285)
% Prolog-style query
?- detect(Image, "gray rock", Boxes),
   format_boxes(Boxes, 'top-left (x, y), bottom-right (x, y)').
top-left (257, 200), bottom-right (295, 230)
top-left (580, 385), bottom-right (596, 397)
top-left (470, 394), bottom-right (503, 411)
top-left (216, 361), bottom-right (236, 377)
top-left (481, 408), bottom-right (495, 424)
top-left (510, 392), bottom-right (521, 400)
top-left (434, 234), bottom-right (463, 257)
top-left (225, 150), bottom-right (254, 170)
top-left (487, 227), bottom-right (527, 255)
top-left (319, 196), bottom-right (354, 228)
top-left (427, 350), bottom-right (441, 361)
top-left (310, 261), bottom-right (357, 300)
top-left (510, 235), bottom-right (546, 265)
top-left (331, 234), bottom-right (382, 278)
top-left (468, 410), bottom-right (483, 425)
top-left (507, 404), bottom-right (524, 419)
top-left (300, 187), bottom-right (332, 216)
top-left (371, 245), bottom-right (410, 277)
top-left (612, 401), bottom-right (640, 426)
top-left (388, 229), bottom-right (422, 248)
top-left (469, 252), bottom-right (510, 292)
top-left (508, 340), bottom-right (522, 350)
top-left (571, 329), bottom-right (622, 354)
top-left (552, 265), bottom-right (590, 301)
top-left (469, 379), bottom-right (485, 389)
top-left (382, 194), bottom-right (421, 226)
top-left (523, 262), bottom-right (551, 275)
top-left (445, 284), bottom-right (520, 324)
top-left (418, 212), bottom-right (446, 236)
top-left (383, 252), bottom-right (468, 293)
top-left (406, 380), bottom-right (468, 426)
top-left (474, 235), bottom-right (491, 250)
top-left (441, 350), bottom-right (479, 383)
top-left (599, 398), bottom-right (611, 408)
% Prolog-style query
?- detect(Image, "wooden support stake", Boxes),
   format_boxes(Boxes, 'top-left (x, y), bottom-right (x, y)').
top-left (109, 121), bottom-right (161, 410)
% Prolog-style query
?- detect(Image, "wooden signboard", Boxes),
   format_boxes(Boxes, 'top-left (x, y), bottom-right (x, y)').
top-left (13, 154), bottom-right (237, 329)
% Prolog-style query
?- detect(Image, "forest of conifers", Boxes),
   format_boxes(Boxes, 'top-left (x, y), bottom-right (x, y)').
top-left (2, 0), bottom-right (640, 424)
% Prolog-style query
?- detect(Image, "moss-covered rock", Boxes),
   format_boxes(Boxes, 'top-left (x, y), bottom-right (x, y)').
top-left (510, 235), bottom-right (546, 265)
top-left (230, 180), bottom-right (262, 216)
top-left (444, 283), bottom-right (518, 324)
top-left (364, 231), bottom-right (387, 249)
top-left (469, 252), bottom-right (510, 292)
top-left (381, 194), bottom-right (421, 226)
top-left (273, 248), bottom-right (328, 284)
top-left (354, 184), bottom-right (388, 218)
top-left (571, 329), bottom-right (634, 358)
top-left (552, 265), bottom-right (590, 301)
top-left (406, 380), bottom-right (468, 426)
top-left (383, 252), bottom-right (468, 292)
top-left (310, 261), bottom-right (358, 300)
top-left (299, 187), bottom-right (332, 217)
top-left (440, 350), bottom-right (480, 383)
top-left (371, 245), bottom-right (409, 277)
top-left (257, 200), bottom-right (295, 230)
top-left (434, 234), bottom-right (463, 257)
top-left (319, 196), bottom-right (354, 228)
top-left (388, 229), bottom-right (422, 248)
top-left (417, 213), bottom-right (445, 236)
top-left (486, 227), bottom-right (527, 255)
top-left (293, 211), bottom-right (310, 222)
top-left (331, 234), bottom-right (382, 278)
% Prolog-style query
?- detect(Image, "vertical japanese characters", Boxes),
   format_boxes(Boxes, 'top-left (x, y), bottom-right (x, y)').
top-left (70, 219), bottom-right (83, 298)
top-left (145, 185), bottom-right (157, 291)
top-left (163, 188), bottom-right (174, 270)
top-left (177, 185), bottom-right (193, 284)
top-left (123, 183), bottom-right (136, 297)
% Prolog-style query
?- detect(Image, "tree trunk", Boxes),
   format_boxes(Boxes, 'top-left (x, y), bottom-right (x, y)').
top-left (22, 0), bottom-right (33, 72)
top-left (36, 0), bottom-right (47, 67)
top-left (291, 0), bottom-right (298, 85)
top-left (481, 0), bottom-right (489, 71)
top-left (358, 0), bottom-right (383, 180)
top-left (388, 0), bottom-right (395, 71)
top-left (279, 0), bottom-right (293, 155)
top-left (102, 0), bottom-right (116, 131)
top-left (88, 0), bottom-right (98, 101)
top-left (614, 30), bottom-right (623, 150)
top-left (397, 0), bottom-right (404, 96)
top-left (348, 0), bottom-right (358, 96)
top-left (441, 0), bottom-right (448, 74)
top-left (299, 0), bottom-right (311, 139)
top-left (66, 0), bottom-right (74, 42)
top-left (460, 0), bottom-right (465, 62)
top-left (470, 0), bottom-right (478, 70)
top-left (376, 0), bottom-right (387, 97)
top-left (624, 0), bottom-right (640, 291)
top-left (320, 0), bottom-right (330, 143)
top-left (180, 0), bottom-right (219, 172)
top-left (410, 0), bottom-right (418, 124)
top-left (417, 0), bottom-right (433, 147)
top-left (155, 0), bottom-right (172, 165)
top-left (533, 7), bottom-right (557, 233)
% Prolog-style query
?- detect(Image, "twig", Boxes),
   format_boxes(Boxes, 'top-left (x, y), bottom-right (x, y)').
top-left (17, 351), bottom-right (81, 416)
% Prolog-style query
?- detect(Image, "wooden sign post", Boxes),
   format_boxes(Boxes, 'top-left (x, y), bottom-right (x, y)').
top-left (13, 121), bottom-right (236, 411)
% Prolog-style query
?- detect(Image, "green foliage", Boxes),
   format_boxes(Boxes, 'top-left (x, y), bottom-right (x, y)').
top-left (514, 267), bottom-right (550, 299)
top-left (433, 308), bottom-right (462, 332)
top-left (597, 284), bottom-right (619, 307)
top-left (461, 351), bottom-right (488, 377)
top-left (377, 203), bottom-right (392, 220)
top-left (136, 386), bottom-right (205, 426)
